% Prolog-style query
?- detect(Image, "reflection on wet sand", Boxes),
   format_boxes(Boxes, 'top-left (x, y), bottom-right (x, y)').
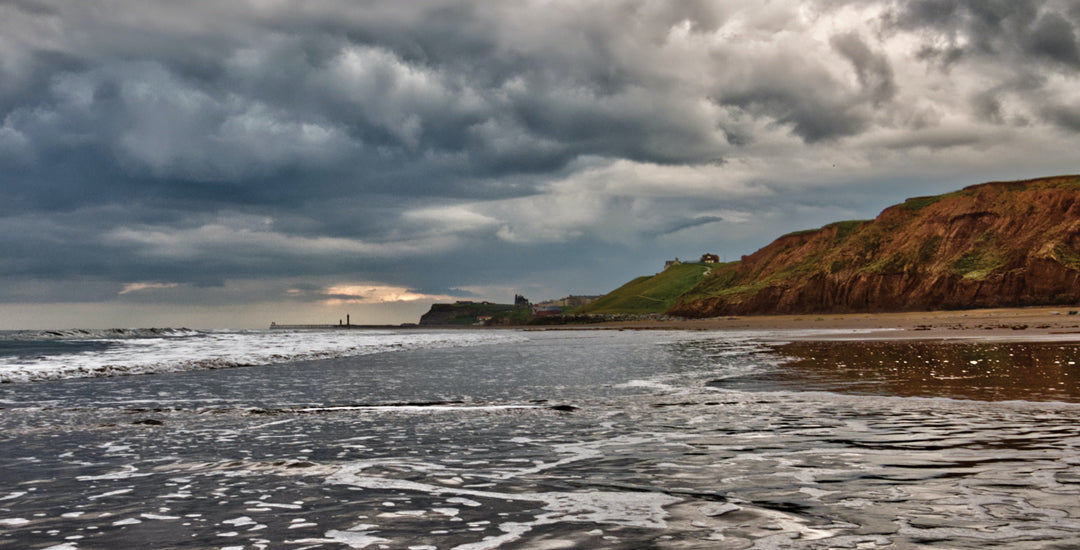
top-left (727, 341), bottom-right (1080, 402)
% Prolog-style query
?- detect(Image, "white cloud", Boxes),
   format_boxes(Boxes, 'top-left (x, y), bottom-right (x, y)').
top-left (118, 282), bottom-right (180, 295)
top-left (105, 215), bottom-right (459, 260)
top-left (395, 158), bottom-right (780, 246)
top-left (401, 206), bottom-right (501, 232)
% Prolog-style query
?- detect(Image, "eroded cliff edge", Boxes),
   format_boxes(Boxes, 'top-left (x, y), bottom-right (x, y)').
top-left (668, 175), bottom-right (1080, 317)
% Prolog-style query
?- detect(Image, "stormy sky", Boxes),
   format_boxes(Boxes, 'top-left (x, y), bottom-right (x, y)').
top-left (2, 0), bottom-right (1079, 328)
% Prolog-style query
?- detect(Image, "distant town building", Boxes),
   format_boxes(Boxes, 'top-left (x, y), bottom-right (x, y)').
top-left (700, 253), bottom-right (720, 264)
top-left (514, 294), bottom-right (531, 308)
top-left (532, 305), bottom-right (562, 317)
top-left (535, 295), bottom-right (601, 308)
top-left (664, 257), bottom-right (681, 268)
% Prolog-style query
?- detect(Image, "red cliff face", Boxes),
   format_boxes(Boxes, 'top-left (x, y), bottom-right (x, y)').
top-left (669, 175), bottom-right (1080, 317)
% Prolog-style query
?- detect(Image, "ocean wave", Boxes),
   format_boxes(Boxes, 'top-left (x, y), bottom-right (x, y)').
top-left (0, 329), bottom-right (525, 384)
top-left (0, 327), bottom-right (202, 341)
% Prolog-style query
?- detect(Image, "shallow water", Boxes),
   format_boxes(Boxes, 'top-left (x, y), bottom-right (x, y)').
top-left (1, 329), bottom-right (1079, 549)
top-left (718, 340), bottom-right (1080, 403)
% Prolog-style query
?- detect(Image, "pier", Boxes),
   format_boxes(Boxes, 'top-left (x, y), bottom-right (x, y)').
top-left (269, 323), bottom-right (411, 330)
top-left (269, 314), bottom-right (413, 330)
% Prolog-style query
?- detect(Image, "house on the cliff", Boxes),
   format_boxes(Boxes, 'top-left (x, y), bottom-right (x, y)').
top-left (700, 253), bottom-right (720, 264)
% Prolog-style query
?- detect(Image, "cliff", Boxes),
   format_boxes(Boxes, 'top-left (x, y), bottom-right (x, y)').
top-left (576, 263), bottom-right (710, 315)
top-left (668, 175), bottom-right (1080, 317)
top-left (418, 302), bottom-right (517, 326)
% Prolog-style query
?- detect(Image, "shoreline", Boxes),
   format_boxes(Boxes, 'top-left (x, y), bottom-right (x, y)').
top-left (536, 306), bottom-right (1080, 343)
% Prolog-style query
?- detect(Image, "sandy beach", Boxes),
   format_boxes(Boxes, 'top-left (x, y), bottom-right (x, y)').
top-left (575, 305), bottom-right (1080, 342)
top-left (4, 317), bottom-right (1080, 548)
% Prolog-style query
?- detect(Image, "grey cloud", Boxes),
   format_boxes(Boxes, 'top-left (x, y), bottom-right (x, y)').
top-left (0, 0), bottom-right (56, 16)
top-left (650, 216), bottom-right (726, 238)
top-left (885, 0), bottom-right (1080, 138)
top-left (830, 32), bottom-right (897, 105)
top-left (1, 0), bottom-right (1079, 319)
top-left (1029, 12), bottom-right (1080, 67)
top-left (889, 0), bottom-right (1078, 69)
top-left (0, 0), bottom-right (743, 222)
top-left (1042, 104), bottom-right (1080, 132)
top-left (971, 91), bottom-right (1006, 124)
top-left (716, 78), bottom-right (868, 143)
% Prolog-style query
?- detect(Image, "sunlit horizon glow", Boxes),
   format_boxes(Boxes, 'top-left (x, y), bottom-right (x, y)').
top-left (319, 284), bottom-right (459, 305)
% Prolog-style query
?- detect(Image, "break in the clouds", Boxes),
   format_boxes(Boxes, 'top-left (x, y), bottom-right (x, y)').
top-left (0, 0), bottom-right (1078, 327)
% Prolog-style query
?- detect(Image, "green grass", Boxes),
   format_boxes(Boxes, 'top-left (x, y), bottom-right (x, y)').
top-left (697, 278), bottom-right (769, 299)
top-left (1054, 178), bottom-right (1080, 191)
top-left (782, 228), bottom-right (819, 238)
top-left (678, 260), bottom-right (785, 304)
top-left (830, 220), bottom-right (866, 243)
top-left (863, 252), bottom-right (911, 275)
top-left (901, 195), bottom-right (942, 211)
top-left (578, 263), bottom-right (711, 314)
top-left (1053, 245), bottom-right (1080, 271)
top-left (918, 235), bottom-right (942, 262)
top-left (950, 250), bottom-right (1004, 279)
top-left (901, 189), bottom-right (970, 211)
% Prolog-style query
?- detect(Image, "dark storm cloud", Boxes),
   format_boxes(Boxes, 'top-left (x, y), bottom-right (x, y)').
top-left (889, 0), bottom-right (1079, 69)
top-left (713, 71), bottom-right (868, 143)
top-left (1042, 104), bottom-right (1080, 132)
top-left (886, 0), bottom-right (1080, 132)
top-left (830, 32), bottom-right (898, 106)
top-left (706, 28), bottom-right (903, 143)
top-left (0, 0), bottom-right (55, 16)
top-left (1029, 11), bottom-right (1080, 67)
top-left (0, 0), bottom-right (1078, 319)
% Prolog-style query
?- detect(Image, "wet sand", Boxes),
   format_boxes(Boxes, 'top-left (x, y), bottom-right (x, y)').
top-left (721, 339), bottom-right (1080, 402)
top-left (576, 306), bottom-right (1080, 342)
top-left (585, 306), bottom-right (1080, 403)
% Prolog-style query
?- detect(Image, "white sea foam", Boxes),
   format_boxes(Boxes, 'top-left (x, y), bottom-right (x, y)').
top-left (297, 404), bottom-right (541, 413)
top-left (41, 544), bottom-right (79, 550)
top-left (0, 328), bottom-right (526, 383)
top-left (614, 379), bottom-right (681, 393)
top-left (76, 465), bottom-right (150, 481)
top-left (88, 488), bottom-right (133, 500)
top-left (290, 529), bottom-right (390, 549)
top-left (140, 513), bottom-right (180, 520)
top-left (0, 328), bottom-right (200, 341)
top-left (326, 462), bottom-right (681, 530)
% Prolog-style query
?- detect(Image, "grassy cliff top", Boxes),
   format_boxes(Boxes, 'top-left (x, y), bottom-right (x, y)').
top-left (577, 262), bottom-right (713, 315)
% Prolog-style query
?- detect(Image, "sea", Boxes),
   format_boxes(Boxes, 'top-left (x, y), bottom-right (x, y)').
top-left (1, 327), bottom-right (1079, 549)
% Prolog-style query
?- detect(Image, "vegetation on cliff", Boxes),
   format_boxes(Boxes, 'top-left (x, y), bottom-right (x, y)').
top-left (418, 175), bottom-right (1080, 325)
top-left (576, 262), bottom-right (711, 315)
top-left (668, 175), bottom-right (1080, 317)
top-left (418, 302), bottom-right (519, 325)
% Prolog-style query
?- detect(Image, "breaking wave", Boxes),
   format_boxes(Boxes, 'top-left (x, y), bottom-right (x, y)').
top-left (0, 328), bottom-right (524, 384)
top-left (0, 327), bottom-right (202, 341)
